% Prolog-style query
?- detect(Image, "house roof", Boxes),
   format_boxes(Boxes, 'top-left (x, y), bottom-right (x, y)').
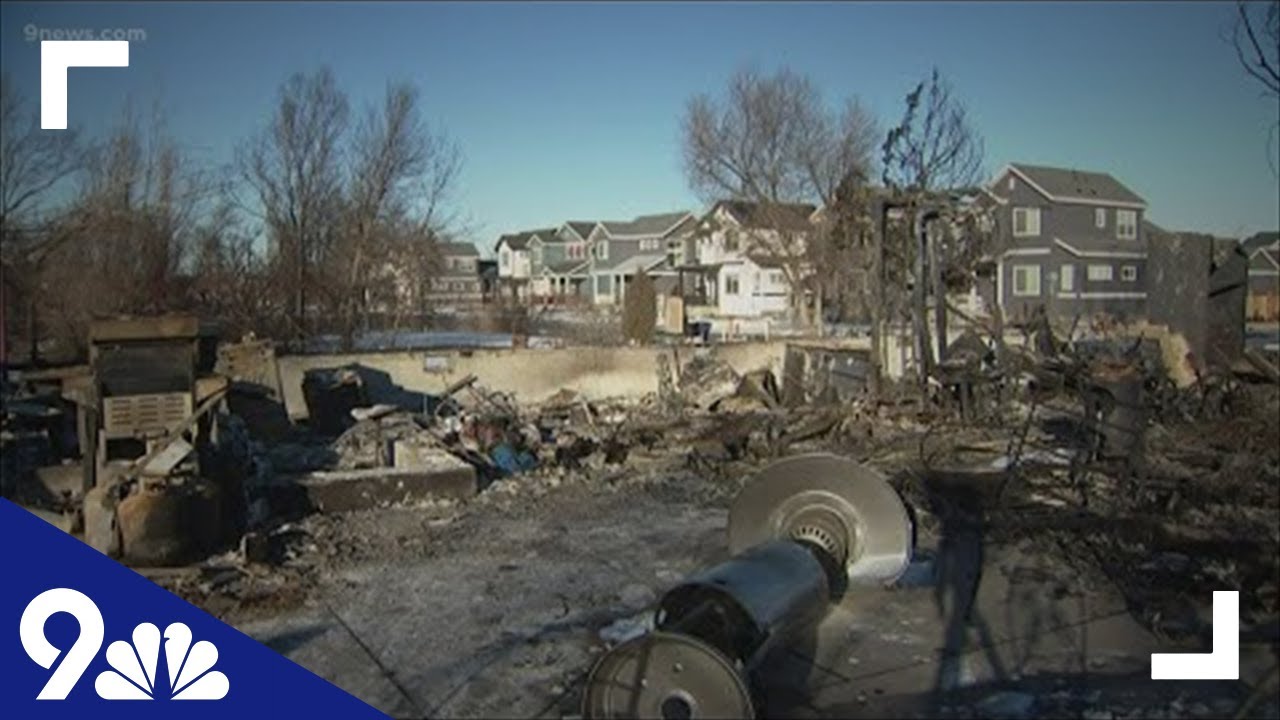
top-left (495, 228), bottom-right (555, 251)
top-left (436, 241), bottom-right (480, 257)
top-left (1003, 163), bottom-right (1146, 207)
top-left (712, 200), bottom-right (817, 232)
top-left (595, 253), bottom-right (668, 275)
top-left (600, 211), bottom-right (695, 238)
top-left (562, 221), bottom-right (598, 241)
top-left (542, 258), bottom-right (591, 276)
top-left (1242, 231), bottom-right (1280, 254)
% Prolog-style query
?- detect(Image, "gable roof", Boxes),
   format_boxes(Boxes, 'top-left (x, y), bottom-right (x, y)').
top-left (541, 258), bottom-right (591, 276)
top-left (1242, 231), bottom-right (1279, 254)
top-left (600, 211), bottom-right (695, 238)
top-left (529, 229), bottom-right (562, 246)
top-left (560, 221), bottom-right (599, 242)
top-left (594, 252), bottom-right (668, 275)
top-left (436, 241), bottom-right (479, 257)
top-left (495, 228), bottom-right (555, 251)
top-left (711, 200), bottom-right (817, 232)
top-left (999, 163), bottom-right (1146, 208)
top-left (1252, 246), bottom-right (1279, 271)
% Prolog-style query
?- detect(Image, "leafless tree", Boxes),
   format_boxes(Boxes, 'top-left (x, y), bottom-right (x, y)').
top-left (880, 67), bottom-right (991, 384)
top-left (0, 73), bottom-right (84, 247)
top-left (236, 67), bottom-right (349, 345)
top-left (187, 198), bottom-right (280, 340)
top-left (0, 75), bottom-right (86, 363)
top-left (36, 104), bottom-right (206, 357)
top-left (325, 82), bottom-right (461, 348)
top-left (881, 68), bottom-right (984, 195)
top-left (681, 67), bottom-right (880, 327)
top-left (1231, 0), bottom-right (1280, 175)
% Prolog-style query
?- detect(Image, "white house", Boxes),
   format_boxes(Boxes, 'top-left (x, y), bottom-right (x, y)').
top-left (691, 200), bottom-right (817, 320)
top-left (494, 229), bottom-right (546, 300)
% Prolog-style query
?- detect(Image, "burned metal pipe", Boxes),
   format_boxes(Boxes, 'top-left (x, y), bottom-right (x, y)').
top-left (656, 539), bottom-right (830, 669)
top-left (583, 454), bottom-right (913, 720)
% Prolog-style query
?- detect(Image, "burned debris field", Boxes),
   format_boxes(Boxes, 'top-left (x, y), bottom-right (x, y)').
top-left (3, 316), bottom-right (1278, 719)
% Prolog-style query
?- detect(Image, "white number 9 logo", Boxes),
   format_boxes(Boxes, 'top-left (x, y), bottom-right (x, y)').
top-left (19, 588), bottom-right (105, 699)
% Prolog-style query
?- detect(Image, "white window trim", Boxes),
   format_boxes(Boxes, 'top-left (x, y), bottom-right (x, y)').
top-left (1087, 264), bottom-right (1114, 282)
top-left (724, 274), bottom-right (740, 295)
top-left (1095, 208), bottom-right (1106, 229)
top-left (1011, 264), bottom-right (1041, 297)
top-left (1060, 264), bottom-right (1075, 292)
top-left (1116, 210), bottom-right (1137, 240)
top-left (1012, 207), bottom-right (1041, 238)
top-left (1121, 265), bottom-right (1137, 282)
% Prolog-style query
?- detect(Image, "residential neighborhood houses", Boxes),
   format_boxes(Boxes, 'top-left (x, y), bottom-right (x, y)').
top-left (1245, 231), bottom-right (1280, 322)
top-left (444, 161), bottom-right (1275, 341)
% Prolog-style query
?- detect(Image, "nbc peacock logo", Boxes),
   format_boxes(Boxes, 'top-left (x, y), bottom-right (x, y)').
top-left (95, 622), bottom-right (229, 700)
top-left (20, 588), bottom-right (230, 701)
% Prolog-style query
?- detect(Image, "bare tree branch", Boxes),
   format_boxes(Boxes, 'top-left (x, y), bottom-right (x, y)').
top-left (0, 73), bottom-right (84, 249)
top-left (681, 66), bottom-right (880, 327)
top-left (236, 67), bottom-right (349, 342)
top-left (1233, 0), bottom-right (1280, 98)
top-left (881, 68), bottom-right (985, 195)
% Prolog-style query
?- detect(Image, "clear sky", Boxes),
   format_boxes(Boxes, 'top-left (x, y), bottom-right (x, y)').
top-left (2, 1), bottom-right (1277, 251)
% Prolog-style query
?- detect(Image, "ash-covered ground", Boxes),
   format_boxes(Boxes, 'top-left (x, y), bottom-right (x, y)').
top-left (142, 371), bottom-right (1279, 720)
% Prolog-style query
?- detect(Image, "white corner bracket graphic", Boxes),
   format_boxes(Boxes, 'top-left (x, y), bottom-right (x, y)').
top-left (1150, 590), bottom-right (1239, 680)
top-left (41, 40), bottom-right (129, 130)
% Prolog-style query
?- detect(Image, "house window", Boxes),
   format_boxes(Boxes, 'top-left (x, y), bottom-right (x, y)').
top-left (1095, 208), bottom-right (1106, 229)
top-left (1060, 264), bottom-right (1075, 292)
top-left (1116, 210), bottom-right (1137, 240)
top-left (595, 242), bottom-right (608, 261)
top-left (1012, 207), bottom-right (1041, 237)
top-left (1012, 265), bottom-right (1041, 297)
top-left (724, 233), bottom-right (739, 252)
top-left (724, 274), bottom-right (740, 295)
top-left (1087, 264), bottom-right (1113, 281)
top-left (1007, 176), bottom-right (1015, 191)
top-left (769, 271), bottom-right (784, 285)
top-left (499, 250), bottom-right (510, 269)
top-left (1121, 265), bottom-right (1137, 282)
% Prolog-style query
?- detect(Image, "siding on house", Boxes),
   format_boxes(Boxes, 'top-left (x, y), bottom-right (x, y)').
top-left (1246, 238), bottom-right (1280, 321)
top-left (989, 164), bottom-right (1148, 324)
top-left (587, 212), bottom-right (696, 305)
top-left (427, 242), bottom-right (484, 305)
top-left (692, 200), bottom-right (815, 319)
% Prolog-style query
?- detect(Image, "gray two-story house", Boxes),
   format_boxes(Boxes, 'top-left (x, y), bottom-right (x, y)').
top-left (587, 211), bottom-right (697, 305)
top-left (983, 163), bottom-right (1148, 325)
top-left (528, 222), bottom-right (595, 301)
top-left (427, 241), bottom-right (483, 305)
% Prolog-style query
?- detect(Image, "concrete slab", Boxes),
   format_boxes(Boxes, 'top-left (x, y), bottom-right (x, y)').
top-left (294, 455), bottom-right (477, 512)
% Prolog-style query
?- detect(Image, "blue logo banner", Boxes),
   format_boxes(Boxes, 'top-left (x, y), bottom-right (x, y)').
top-left (0, 499), bottom-right (388, 718)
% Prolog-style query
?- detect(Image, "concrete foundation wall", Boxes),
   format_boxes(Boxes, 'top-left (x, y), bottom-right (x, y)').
top-left (277, 342), bottom-right (788, 420)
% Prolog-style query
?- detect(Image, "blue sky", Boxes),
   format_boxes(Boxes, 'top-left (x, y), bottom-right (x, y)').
top-left (2, 1), bottom-right (1277, 250)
